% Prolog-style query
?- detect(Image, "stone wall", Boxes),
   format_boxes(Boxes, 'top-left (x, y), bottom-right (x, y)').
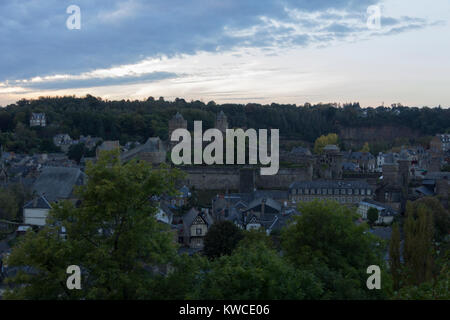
top-left (182, 164), bottom-right (313, 191)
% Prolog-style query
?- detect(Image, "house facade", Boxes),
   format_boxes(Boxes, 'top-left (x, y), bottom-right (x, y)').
top-left (23, 195), bottom-right (52, 226)
top-left (30, 113), bottom-right (46, 127)
top-left (181, 208), bottom-right (214, 249)
top-left (289, 180), bottom-right (374, 205)
top-left (357, 199), bottom-right (397, 225)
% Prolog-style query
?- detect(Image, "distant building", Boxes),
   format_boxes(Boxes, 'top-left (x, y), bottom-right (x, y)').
top-left (344, 151), bottom-right (376, 172)
top-left (215, 110), bottom-right (228, 134)
top-left (23, 194), bottom-right (52, 226)
top-left (96, 140), bottom-right (120, 159)
top-left (121, 137), bottom-right (166, 164)
top-left (289, 180), bottom-right (374, 205)
top-left (180, 208), bottom-right (214, 249)
top-left (32, 166), bottom-right (86, 203)
top-left (430, 134), bottom-right (450, 153)
top-left (53, 134), bottom-right (73, 152)
top-left (30, 113), bottom-right (46, 127)
top-left (168, 112), bottom-right (187, 143)
top-left (317, 145), bottom-right (343, 179)
top-left (357, 199), bottom-right (398, 225)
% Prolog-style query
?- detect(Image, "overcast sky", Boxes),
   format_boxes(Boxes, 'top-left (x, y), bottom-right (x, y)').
top-left (0, 0), bottom-right (449, 107)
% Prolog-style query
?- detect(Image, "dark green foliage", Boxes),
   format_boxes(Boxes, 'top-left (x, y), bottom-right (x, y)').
top-left (4, 151), bottom-right (184, 299)
top-left (1, 96), bottom-right (449, 154)
top-left (367, 207), bottom-right (379, 226)
top-left (191, 240), bottom-right (323, 300)
top-left (67, 143), bottom-right (86, 163)
top-left (203, 220), bottom-right (244, 259)
top-left (281, 200), bottom-right (391, 299)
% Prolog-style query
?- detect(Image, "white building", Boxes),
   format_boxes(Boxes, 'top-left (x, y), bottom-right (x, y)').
top-left (357, 199), bottom-right (397, 225)
top-left (23, 195), bottom-right (52, 226)
top-left (30, 113), bottom-right (46, 127)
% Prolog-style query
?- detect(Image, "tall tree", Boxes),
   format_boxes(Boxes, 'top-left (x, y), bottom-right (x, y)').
top-left (203, 220), bottom-right (244, 260)
top-left (403, 201), bottom-right (434, 286)
top-left (367, 207), bottom-right (379, 227)
top-left (282, 200), bottom-right (390, 299)
top-left (4, 151), bottom-right (183, 299)
top-left (389, 223), bottom-right (402, 291)
top-left (191, 239), bottom-right (323, 300)
top-left (313, 133), bottom-right (339, 154)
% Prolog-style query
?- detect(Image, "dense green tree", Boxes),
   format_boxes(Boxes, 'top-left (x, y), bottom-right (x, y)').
top-left (191, 239), bottom-right (323, 300)
top-left (282, 200), bottom-right (391, 299)
top-left (67, 143), bottom-right (86, 164)
top-left (4, 151), bottom-right (184, 299)
top-left (0, 188), bottom-right (19, 221)
top-left (403, 201), bottom-right (434, 286)
top-left (367, 207), bottom-right (379, 226)
top-left (389, 223), bottom-right (402, 291)
top-left (203, 220), bottom-right (244, 259)
top-left (360, 142), bottom-right (370, 153)
top-left (313, 133), bottom-right (339, 154)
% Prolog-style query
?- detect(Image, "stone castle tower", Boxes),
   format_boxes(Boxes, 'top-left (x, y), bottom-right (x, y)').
top-left (168, 112), bottom-right (187, 142)
top-left (215, 111), bottom-right (228, 134)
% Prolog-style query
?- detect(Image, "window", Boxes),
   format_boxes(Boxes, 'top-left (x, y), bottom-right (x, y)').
top-left (196, 228), bottom-right (202, 235)
top-left (361, 189), bottom-right (366, 195)
top-left (367, 189), bottom-right (372, 195)
top-left (355, 189), bottom-right (359, 195)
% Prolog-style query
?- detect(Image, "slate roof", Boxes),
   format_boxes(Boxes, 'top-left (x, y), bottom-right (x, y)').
top-left (121, 137), bottom-right (165, 161)
top-left (290, 146), bottom-right (311, 156)
top-left (414, 186), bottom-right (434, 196)
top-left (345, 151), bottom-right (375, 161)
top-left (33, 167), bottom-right (85, 202)
top-left (244, 197), bottom-right (282, 213)
top-left (323, 145), bottom-right (339, 152)
top-left (97, 141), bottom-right (119, 152)
top-left (23, 194), bottom-right (52, 209)
top-left (359, 198), bottom-right (398, 216)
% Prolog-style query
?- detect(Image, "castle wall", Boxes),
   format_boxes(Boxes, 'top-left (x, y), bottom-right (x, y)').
top-left (182, 165), bottom-right (313, 191)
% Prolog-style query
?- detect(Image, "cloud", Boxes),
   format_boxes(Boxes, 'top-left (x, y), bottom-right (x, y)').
top-left (0, 0), bottom-right (437, 88)
top-left (7, 71), bottom-right (179, 90)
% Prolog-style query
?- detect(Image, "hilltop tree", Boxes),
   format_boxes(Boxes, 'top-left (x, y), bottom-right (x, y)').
top-left (4, 151), bottom-right (184, 299)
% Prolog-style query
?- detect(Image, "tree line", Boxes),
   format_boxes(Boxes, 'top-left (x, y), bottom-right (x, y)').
top-left (1, 96), bottom-right (449, 154)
